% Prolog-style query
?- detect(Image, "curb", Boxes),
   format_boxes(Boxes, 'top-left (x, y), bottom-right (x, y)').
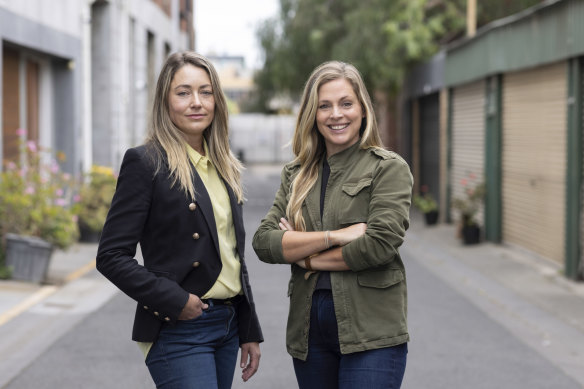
top-left (0, 258), bottom-right (96, 328)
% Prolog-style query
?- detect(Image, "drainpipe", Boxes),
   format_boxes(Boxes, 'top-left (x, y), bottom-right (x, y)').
top-left (467, 0), bottom-right (477, 37)
top-left (82, 2), bottom-right (93, 173)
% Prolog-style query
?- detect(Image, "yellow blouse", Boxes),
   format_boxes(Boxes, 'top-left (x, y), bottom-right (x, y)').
top-left (186, 141), bottom-right (242, 299)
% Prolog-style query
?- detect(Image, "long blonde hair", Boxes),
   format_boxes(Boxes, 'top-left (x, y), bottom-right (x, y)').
top-left (287, 61), bottom-right (383, 230)
top-left (145, 51), bottom-right (243, 202)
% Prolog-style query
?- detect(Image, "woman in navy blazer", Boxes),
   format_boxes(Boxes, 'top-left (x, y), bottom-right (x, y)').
top-left (97, 51), bottom-right (262, 388)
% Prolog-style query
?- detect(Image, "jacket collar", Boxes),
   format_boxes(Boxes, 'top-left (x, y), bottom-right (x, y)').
top-left (325, 140), bottom-right (363, 171)
top-left (302, 141), bottom-right (362, 231)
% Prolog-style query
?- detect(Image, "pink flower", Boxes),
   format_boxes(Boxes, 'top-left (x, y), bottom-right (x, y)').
top-left (15, 128), bottom-right (26, 136)
top-left (26, 141), bottom-right (37, 153)
top-left (73, 194), bottom-right (81, 203)
top-left (6, 161), bottom-right (16, 171)
top-left (460, 178), bottom-right (467, 187)
top-left (62, 173), bottom-right (71, 181)
top-left (55, 188), bottom-right (64, 197)
top-left (25, 186), bottom-right (35, 195)
top-left (55, 198), bottom-right (67, 207)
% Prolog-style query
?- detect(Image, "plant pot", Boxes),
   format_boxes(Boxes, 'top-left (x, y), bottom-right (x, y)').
top-left (79, 224), bottom-right (101, 243)
top-left (4, 233), bottom-right (54, 283)
top-left (424, 210), bottom-right (439, 225)
top-left (462, 224), bottom-right (480, 245)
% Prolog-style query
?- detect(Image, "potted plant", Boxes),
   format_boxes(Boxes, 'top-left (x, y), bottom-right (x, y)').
top-left (72, 165), bottom-right (117, 242)
top-left (0, 130), bottom-right (79, 282)
top-left (413, 185), bottom-right (439, 226)
top-left (452, 174), bottom-right (485, 245)
top-left (0, 239), bottom-right (10, 280)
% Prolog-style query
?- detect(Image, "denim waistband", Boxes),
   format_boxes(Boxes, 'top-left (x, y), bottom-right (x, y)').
top-left (201, 294), bottom-right (243, 307)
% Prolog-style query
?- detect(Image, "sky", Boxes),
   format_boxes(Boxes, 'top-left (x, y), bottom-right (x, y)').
top-left (194, 0), bottom-right (280, 70)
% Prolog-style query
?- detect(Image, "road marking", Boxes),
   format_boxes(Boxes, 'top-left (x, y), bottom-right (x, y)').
top-left (0, 259), bottom-right (96, 327)
top-left (0, 286), bottom-right (58, 326)
top-left (64, 259), bottom-right (96, 283)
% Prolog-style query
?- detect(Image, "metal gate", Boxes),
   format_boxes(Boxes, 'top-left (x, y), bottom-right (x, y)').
top-left (450, 80), bottom-right (486, 223)
top-left (502, 61), bottom-right (567, 264)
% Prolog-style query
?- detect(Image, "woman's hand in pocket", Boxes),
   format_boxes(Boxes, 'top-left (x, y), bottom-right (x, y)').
top-left (178, 293), bottom-right (208, 320)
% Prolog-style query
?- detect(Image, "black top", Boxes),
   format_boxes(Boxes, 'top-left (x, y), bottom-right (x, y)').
top-left (315, 159), bottom-right (332, 290)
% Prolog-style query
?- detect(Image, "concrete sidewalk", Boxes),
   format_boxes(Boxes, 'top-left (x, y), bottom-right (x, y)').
top-left (0, 242), bottom-right (98, 327)
top-left (0, 242), bottom-right (119, 389)
top-left (403, 212), bottom-right (584, 386)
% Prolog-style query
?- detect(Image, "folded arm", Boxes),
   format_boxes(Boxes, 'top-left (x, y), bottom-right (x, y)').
top-left (279, 217), bottom-right (365, 271)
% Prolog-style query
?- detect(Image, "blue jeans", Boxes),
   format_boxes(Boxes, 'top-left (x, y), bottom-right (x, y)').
top-left (293, 290), bottom-right (407, 389)
top-left (145, 302), bottom-right (239, 389)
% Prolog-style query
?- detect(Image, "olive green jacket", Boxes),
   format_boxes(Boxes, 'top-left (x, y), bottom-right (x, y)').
top-left (252, 142), bottom-right (413, 360)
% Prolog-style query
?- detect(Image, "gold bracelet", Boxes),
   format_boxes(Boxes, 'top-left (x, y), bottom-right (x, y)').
top-left (324, 230), bottom-right (330, 249)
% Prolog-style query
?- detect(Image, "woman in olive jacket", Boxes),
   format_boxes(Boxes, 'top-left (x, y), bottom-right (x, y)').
top-left (97, 52), bottom-right (262, 388)
top-left (252, 61), bottom-right (412, 389)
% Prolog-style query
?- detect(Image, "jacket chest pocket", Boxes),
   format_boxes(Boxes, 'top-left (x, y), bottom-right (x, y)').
top-left (338, 177), bottom-right (372, 225)
top-left (357, 266), bottom-right (404, 289)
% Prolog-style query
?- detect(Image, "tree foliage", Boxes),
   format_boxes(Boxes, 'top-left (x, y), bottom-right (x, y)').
top-left (254, 0), bottom-right (542, 111)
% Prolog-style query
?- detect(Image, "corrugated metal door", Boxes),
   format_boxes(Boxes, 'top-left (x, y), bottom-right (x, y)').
top-left (450, 80), bottom-right (485, 223)
top-left (419, 93), bottom-right (440, 203)
top-left (502, 61), bottom-right (567, 264)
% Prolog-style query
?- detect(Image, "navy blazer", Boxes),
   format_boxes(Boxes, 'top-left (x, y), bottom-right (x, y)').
top-left (96, 145), bottom-right (263, 344)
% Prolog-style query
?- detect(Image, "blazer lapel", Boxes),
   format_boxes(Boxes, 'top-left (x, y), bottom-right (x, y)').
top-left (192, 168), bottom-right (220, 256)
top-left (225, 182), bottom-right (245, 260)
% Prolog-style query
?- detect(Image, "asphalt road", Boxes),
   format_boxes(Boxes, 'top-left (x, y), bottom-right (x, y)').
top-left (2, 165), bottom-right (581, 389)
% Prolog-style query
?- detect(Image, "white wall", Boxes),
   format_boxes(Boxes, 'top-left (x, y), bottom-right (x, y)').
top-left (89, 0), bottom-right (191, 170)
top-left (229, 114), bottom-right (296, 164)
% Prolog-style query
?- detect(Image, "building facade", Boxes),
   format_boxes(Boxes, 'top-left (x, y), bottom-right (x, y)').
top-left (403, 0), bottom-right (584, 280)
top-left (0, 0), bottom-right (194, 176)
top-left (206, 55), bottom-right (254, 112)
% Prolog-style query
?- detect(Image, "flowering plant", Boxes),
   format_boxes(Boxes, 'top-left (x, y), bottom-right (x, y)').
top-left (451, 173), bottom-right (485, 226)
top-left (72, 165), bottom-right (117, 233)
top-left (0, 130), bottom-right (79, 249)
top-left (413, 184), bottom-right (438, 213)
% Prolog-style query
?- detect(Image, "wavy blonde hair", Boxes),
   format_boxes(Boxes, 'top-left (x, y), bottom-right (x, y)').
top-left (145, 51), bottom-right (243, 203)
top-left (287, 61), bottom-right (383, 231)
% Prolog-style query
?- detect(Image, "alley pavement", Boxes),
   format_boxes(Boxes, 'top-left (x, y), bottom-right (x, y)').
top-left (401, 213), bottom-right (584, 387)
top-left (0, 164), bottom-right (583, 388)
